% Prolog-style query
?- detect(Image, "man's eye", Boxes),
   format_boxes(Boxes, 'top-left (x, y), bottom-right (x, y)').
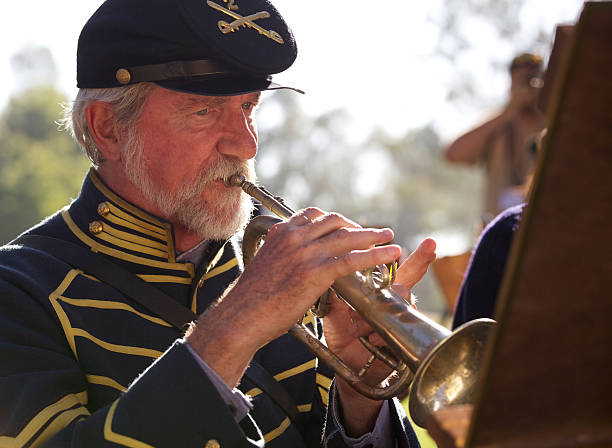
top-left (241, 102), bottom-right (253, 111)
top-left (196, 108), bottom-right (208, 116)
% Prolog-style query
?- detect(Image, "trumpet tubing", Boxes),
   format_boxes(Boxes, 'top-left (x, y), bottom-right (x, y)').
top-left (225, 174), bottom-right (495, 428)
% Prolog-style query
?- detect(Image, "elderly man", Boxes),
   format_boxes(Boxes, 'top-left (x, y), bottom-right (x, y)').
top-left (0, 0), bottom-right (435, 446)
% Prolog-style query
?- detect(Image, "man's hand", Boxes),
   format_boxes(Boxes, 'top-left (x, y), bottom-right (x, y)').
top-left (323, 238), bottom-right (436, 436)
top-left (187, 207), bottom-right (402, 388)
top-left (392, 237), bottom-right (437, 302)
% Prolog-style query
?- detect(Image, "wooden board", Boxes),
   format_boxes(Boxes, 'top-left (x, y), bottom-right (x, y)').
top-left (464, 2), bottom-right (612, 446)
top-left (538, 24), bottom-right (574, 115)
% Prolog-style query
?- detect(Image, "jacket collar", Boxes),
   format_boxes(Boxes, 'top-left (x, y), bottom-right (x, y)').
top-left (62, 169), bottom-right (197, 277)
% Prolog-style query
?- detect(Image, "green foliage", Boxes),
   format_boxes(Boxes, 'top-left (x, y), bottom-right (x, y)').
top-left (0, 86), bottom-right (90, 243)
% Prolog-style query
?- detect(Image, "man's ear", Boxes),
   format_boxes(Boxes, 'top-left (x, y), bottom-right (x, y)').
top-left (85, 101), bottom-right (122, 162)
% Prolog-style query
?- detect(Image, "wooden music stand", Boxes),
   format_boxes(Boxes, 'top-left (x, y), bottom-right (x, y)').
top-left (428, 3), bottom-right (612, 446)
top-left (538, 24), bottom-right (575, 116)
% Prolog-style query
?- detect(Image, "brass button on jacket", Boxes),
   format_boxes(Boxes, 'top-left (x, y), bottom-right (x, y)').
top-left (204, 440), bottom-right (220, 448)
top-left (97, 202), bottom-right (111, 217)
top-left (89, 221), bottom-right (104, 235)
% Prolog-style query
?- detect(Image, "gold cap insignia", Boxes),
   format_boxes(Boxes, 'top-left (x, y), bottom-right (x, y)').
top-left (207, 1), bottom-right (284, 44)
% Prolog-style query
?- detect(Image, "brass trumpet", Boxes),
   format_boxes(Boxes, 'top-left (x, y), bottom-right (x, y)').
top-left (225, 174), bottom-right (495, 427)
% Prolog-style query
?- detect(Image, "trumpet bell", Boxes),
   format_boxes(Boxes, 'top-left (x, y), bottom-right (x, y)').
top-left (409, 318), bottom-right (494, 427)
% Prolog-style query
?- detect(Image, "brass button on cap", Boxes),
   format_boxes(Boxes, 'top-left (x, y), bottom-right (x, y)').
top-left (205, 440), bottom-right (220, 448)
top-left (115, 68), bottom-right (131, 84)
top-left (89, 221), bottom-right (104, 235)
top-left (97, 202), bottom-right (111, 217)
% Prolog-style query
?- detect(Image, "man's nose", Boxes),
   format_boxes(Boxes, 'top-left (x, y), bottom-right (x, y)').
top-left (217, 107), bottom-right (258, 160)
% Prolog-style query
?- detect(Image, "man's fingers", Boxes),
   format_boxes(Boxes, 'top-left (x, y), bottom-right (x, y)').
top-left (286, 209), bottom-right (392, 255)
top-left (391, 283), bottom-right (413, 305)
top-left (323, 227), bottom-right (395, 257)
top-left (394, 238), bottom-right (437, 290)
top-left (274, 209), bottom-right (402, 288)
top-left (287, 207), bottom-right (325, 227)
top-left (366, 332), bottom-right (388, 348)
top-left (345, 309), bottom-right (372, 336)
top-left (302, 210), bottom-right (362, 239)
top-left (330, 244), bottom-right (402, 278)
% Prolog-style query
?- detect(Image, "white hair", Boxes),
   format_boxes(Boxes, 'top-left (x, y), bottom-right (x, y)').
top-left (60, 82), bottom-right (156, 166)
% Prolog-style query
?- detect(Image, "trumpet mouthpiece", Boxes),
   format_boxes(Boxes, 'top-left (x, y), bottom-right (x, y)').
top-left (224, 174), bottom-right (246, 188)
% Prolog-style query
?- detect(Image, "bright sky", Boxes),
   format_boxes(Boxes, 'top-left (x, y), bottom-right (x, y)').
top-left (1, 0), bottom-right (583, 142)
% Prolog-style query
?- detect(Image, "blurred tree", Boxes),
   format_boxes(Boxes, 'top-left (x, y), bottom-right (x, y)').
top-left (431, 0), bottom-right (565, 110)
top-left (10, 45), bottom-right (59, 95)
top-left (257, 91), bottom-right (361, 212)
top-left (0, 86), bottom-right (90, 243)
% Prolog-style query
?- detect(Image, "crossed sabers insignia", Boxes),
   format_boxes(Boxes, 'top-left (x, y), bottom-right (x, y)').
top-left (206, 1), bottom-right (284, 44)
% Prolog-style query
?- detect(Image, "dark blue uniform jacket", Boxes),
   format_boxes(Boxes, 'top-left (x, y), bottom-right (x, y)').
top-left (0, 171), bottom-right (418, 447)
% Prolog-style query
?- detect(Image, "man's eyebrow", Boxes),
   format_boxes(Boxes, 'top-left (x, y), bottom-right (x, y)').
top-left (175, 93), bottom-right (261, 111)
top-left (247, 92), bottom-right (262, 104)
top-left (176, 96), bottom-right (229, 111)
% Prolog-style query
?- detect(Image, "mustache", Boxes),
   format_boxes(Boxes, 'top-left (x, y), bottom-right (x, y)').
top-left (204, 157), bottom-right (253, 184)
top-left (181, 157), bottom-right (255, 199)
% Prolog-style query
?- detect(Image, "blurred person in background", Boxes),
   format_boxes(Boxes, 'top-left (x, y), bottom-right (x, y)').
top-left (452, 125), bottom-right (548, 328)
top-left (445, 53), bottom-right (547, 224)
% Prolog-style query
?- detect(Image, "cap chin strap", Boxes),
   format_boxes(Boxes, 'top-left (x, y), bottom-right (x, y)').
top-left (115, 59), bottom-right (244, 85)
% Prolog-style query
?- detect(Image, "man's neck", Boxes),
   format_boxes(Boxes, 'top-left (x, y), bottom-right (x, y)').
top-left (172, 224), bottom-right (206, 253)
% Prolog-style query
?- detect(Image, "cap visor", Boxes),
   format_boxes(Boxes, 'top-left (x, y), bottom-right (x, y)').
top-left (155, 76), bottom-right (303, 96)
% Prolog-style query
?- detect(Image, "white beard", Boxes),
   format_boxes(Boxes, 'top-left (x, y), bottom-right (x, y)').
top-left (122, 131), bottom-right (255, 241)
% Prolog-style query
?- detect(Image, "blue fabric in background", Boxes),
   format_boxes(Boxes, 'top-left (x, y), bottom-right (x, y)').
top-left (452, 204), bottom-right (524, 329)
